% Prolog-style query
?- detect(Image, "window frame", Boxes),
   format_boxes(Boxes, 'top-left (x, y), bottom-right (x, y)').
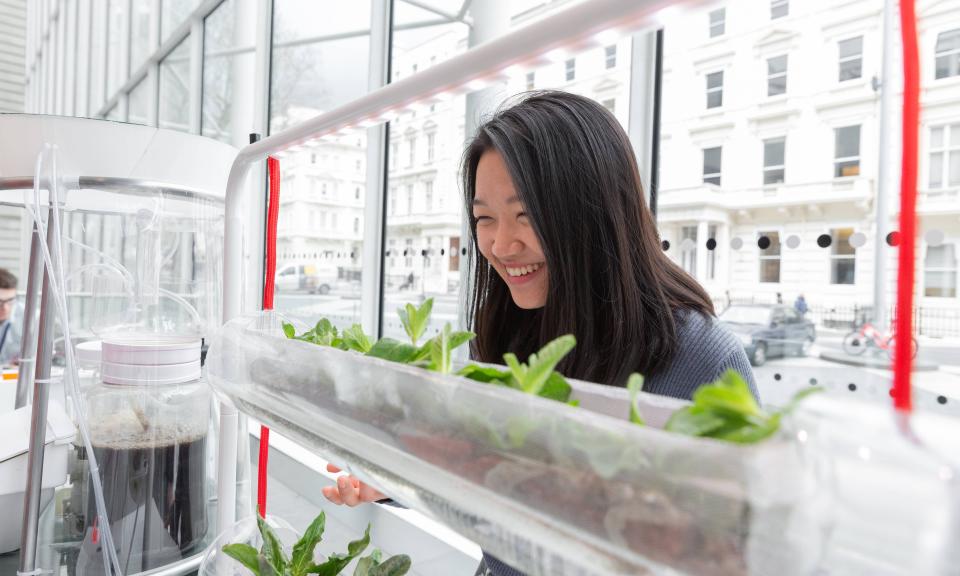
top-left (706, 70), bottom-right (724, 109)
top-left (929, 123), bottom-right (960, 190)
top-left (565, 57), bottom-right (576, 81)
top-left (766, 54), bottom-right (788, 97)
top-left (763, 137), bottom-right (786, 185)
top-left (935, 29), bottom-right (960, 80)
top-left (770, 0), bottom-right (789, 19)
top-left (834, 125), bottom-right (861, 178)
top-left (702, 146), bottom-right (722, 186)
top-left (604, 45), bottom-right (617, 69)
top-left (924, 243), bottom-right (958, 298)
top-left (758, 230), bottom-right (782, 284)
top-left (830, 227), bottom-right (857, 285)
top-left (838, 36), bottom-right (863, 82)
top-left (709, 8), bottom-right (725, 38)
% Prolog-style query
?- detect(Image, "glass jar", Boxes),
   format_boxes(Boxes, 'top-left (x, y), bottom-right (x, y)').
top-left (75, 337), bottom-right (210, 575)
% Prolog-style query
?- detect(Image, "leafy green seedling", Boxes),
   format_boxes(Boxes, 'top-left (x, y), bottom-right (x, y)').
top-left (341, 324), bottom-right (373, 354)
top-left (503, 335), bottom-right (576, 396)
top-left (427, 323), bottom-right (475, 374)
top-left (626, 373), bottom-right (645, 426)
top-left (397, 298), bottom-right (433, 347)
top-left (665, 369), bottom-right (822, 444)
top-left (283, 321), bottom-right (375, 355)
top-left (221, 512), bottom-right (411, 576)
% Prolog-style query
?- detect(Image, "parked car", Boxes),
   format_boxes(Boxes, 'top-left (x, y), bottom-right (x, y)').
top-left (274, 263), bottom-right (337, 295)
top-left (718, 304), bottom-right (816, 366)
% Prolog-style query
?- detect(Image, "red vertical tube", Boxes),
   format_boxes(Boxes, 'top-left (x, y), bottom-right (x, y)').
top-left (258, 156), bottom-right (282, 517)
top-left (893, 0), bottom-right (919, 413)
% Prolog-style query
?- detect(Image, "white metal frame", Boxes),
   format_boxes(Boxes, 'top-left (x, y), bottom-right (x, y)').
top-left (216, 0), bottom-right (705, 531)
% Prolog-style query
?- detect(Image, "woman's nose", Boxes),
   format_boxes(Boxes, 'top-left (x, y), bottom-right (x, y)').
top-left (491, 224), bottom-right (523, 258)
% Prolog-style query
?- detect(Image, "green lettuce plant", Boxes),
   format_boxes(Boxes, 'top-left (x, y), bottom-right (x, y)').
top-left (222, 513), bottom-right (411, 576)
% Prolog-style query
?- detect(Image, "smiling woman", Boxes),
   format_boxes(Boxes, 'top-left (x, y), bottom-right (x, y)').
top-left (460, 90), bottom-right (760, 576)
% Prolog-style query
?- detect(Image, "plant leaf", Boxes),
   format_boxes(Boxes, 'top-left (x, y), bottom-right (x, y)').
top-left (223, 543), bottom-right (262, 576)
top-left (258, 515), bottom-right (288, 575)
top-left (457, 364), bottom-right (511, 383)
top-left (366, 338), bottom-right (420, 364)
top-left (503, 353), bottom-right (525, 381)
top-left (664, 408), bottom-right (728, 437)
top-left (429, 324), bottom-right (452, 374)
top-left (306, 525), bottom-right (371, 576)
top-left (342, 324), bottom-right (374, 354)
top-left (260, 554), bottom-right (281, 576)
top-left (538, 372), bottom-right (572, 402)
top-left (370, 555), bottom-right (412, 576)
top-left (627, 373), bottom-right (645, 425)
top-left (282, 322), bottom-right (296, 339)
top-left (291, 512), bottom-right (326, 576)
top-left (516, 335), bottom-right (576, 395)
top-left (353, 550), bottom-right (382, 576)
top-left (398, 298), bottom-right (433, 347)
top-left (690, 370), bottom-right (761, 418)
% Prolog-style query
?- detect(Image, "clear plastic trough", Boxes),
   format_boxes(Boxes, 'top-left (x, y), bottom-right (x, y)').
top-left (206, 312), bottom-right (960, 576)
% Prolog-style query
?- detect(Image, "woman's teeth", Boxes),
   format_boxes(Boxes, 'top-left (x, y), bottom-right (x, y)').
top-left (505, 262), bottom-right (543, 277)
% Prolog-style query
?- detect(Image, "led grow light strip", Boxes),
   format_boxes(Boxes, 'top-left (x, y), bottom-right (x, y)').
top-left (219, 0), bottom-right (707, 532)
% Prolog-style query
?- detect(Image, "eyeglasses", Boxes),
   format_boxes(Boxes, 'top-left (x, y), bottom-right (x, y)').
top-left (0, 296), bottom-right (17, 307)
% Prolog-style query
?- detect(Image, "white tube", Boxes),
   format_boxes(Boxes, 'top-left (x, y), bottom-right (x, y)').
top-left (24, 145), bottom-right (124, 575)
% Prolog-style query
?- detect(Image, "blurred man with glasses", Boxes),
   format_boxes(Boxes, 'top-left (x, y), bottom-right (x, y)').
top-left (0, 268), bottom-right (22, 366)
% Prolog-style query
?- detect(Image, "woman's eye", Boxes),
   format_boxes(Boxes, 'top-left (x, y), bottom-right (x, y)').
top-left (473, 215), bottom-right (493, 225)
top-left (517, 213), bottom-right (530, 223)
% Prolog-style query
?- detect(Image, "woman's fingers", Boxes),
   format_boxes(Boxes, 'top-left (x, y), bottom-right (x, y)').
top-left (338, 476), bottom-right (361, 507)
top-left (322, 485), bottom-right (343, 505)
top-left (326, 463), bottom-right (342, 474)
top-left (358, 482), bottom-right (385, 503)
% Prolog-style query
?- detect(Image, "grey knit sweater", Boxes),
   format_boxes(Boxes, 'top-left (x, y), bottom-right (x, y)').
top-left (477, 311), bottom-right (759, 576)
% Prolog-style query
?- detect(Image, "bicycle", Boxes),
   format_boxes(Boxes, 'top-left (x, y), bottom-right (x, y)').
top-left (842, 322), bottom-right (918, 359)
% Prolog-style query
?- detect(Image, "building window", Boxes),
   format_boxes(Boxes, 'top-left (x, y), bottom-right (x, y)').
top-left (353, 217), bottom-right (360, 234)
top-left (389, 239), bottom-right (396, 267)
top-left (355, 159), bottom-right (362, 172)
top-left (771, 0), bottom-right (788, 19)
top-left (703, 147), bottom-right (722, 185)
top-left (763, 137), bottom-right (786, 184)
top-left (390, 187), bottom-right (397, 215)
top-left (834, 125), bottom-right (861, 177)
top-left (602, 99), bottom-right (615, 114)
top-left (526, 72), bottom-right (535, 90)
top-left (929, 124), bottom-right (960, 189)
top-left (709, 8), bottom-right (725, 38)
top-left (830, 228), bottom-right (856, 285)
top-left (406, 184), bottom-right (413, 214)
top-left (407, 137), bottom-right (416, 167)
top-left (605, 45), bottom-right (617, 69)
top-left (425, 180), bottom-right (434, 211)
top-left (391, 143), bottom-right (398, 169)
top-left (707, 225), bottom-right (718, 281)
top-left (838, 36), bottom-right (863, 81)
top-left (565, 58), bottom-right (576, 81)
top-left (925, 244), bottom-right (957, 297)
top-left (426, 133), bottom-right (435, 162)
top-left (321, 182), bottom-right (328, 196)
top-left (355, 186), bottom-right (361, 200)
top-left (405, 238), bottom-right (413, 267)
top-left (935, 29), bottom-right (960, 80)
top-left (680, 226), bottom-right (698, 277)
top-left (767, 55), bottom-right (788, 96)
top-left (706, 71), bottom-right (724, 109)
top-left (759, 231), bottom-right (781, 283)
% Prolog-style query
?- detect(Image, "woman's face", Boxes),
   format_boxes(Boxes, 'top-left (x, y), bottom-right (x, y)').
top-left (473, 150), bottom-right (548, 309)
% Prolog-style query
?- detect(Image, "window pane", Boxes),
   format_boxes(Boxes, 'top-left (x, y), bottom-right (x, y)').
top-left (764, 168), bottom-right (785, 185)
top-left (768, 55), bottom-right (787, 74)
top-left (202, 0), bottom-right (256, 147)
top-left (707, 90), bottom-right (722, 108)
top-left (764, 138), bottom-right (785, 167)
top-left (270, 1), bottom-right (371, 133)
top-left (951, 124), bottom-right (960, 146)
top-left (158, 38), bottom-right (191, 131)
top-left (831, 258), bottom-right (856, 285)
top-left (936, 29), bottom-right (960, 53)
top-left (161, 0), bottom-right (198, 41)
top-left (771, 0), bottom-right (789, 19)
top-left (835, 160), bottom-right (860, 177)
top-left (835, 125), bottom-right (860, 159)
top-left (128, 78), bottom-right (150, 125)
top-left (703, 147), bottom-right (721, 181)
top-left (106, 0), bottom-right (126, 95)
top-left (270, 0), bottom-right (372, 328)
top-left (839, 59), bottom-right (861, 81)
top-left (930, 152), bottom-right (944, 188)
top-left (707, 70), bottom-right (723, 89)
top-left (709, 8), bottom-right (725, 37)
top-left (932, 126), bottom-right (944, 148)
top-left (760, 259), bottom-right (781, 283)
top-left (832, 228), bottom-right (855, 256)
top-left (89, 0), bottom-right (106, 112)
top-left (949, 151), bottom-right (960, 186)
top-left (130, 0), bottom-right (153, 72)
top-left (839, 36), bottom-right (863, 59)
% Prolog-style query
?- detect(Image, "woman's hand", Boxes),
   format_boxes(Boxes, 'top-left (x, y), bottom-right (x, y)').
top-left (321, 464), bottom-right (386, 507)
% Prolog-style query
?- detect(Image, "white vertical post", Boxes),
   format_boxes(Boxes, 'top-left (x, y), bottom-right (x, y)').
top-left (189, 17), bottom-right (204, 134)
top-left (873, 0), bottom-right (899, 329)
top-left (361, 0), bottom-right (392, 338)
top-left (629, 30), bottom-right (658, 194)
top-left (696, 220), bottom-right (709, 282)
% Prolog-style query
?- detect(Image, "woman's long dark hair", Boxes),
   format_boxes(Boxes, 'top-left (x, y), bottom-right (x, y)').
top-left (462, 91), bottom-right (714, 386)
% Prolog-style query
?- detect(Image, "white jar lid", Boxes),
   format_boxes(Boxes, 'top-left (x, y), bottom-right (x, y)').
top-left (75, 340), bottom-right (102, 364)
top-left (102, 359), bottom-right (201, 386)
top-left (102, 336), bottom-right (201, 367)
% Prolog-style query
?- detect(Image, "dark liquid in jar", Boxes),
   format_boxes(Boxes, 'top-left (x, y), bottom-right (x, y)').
top-left (78, 435), bottom-right (207, 574)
